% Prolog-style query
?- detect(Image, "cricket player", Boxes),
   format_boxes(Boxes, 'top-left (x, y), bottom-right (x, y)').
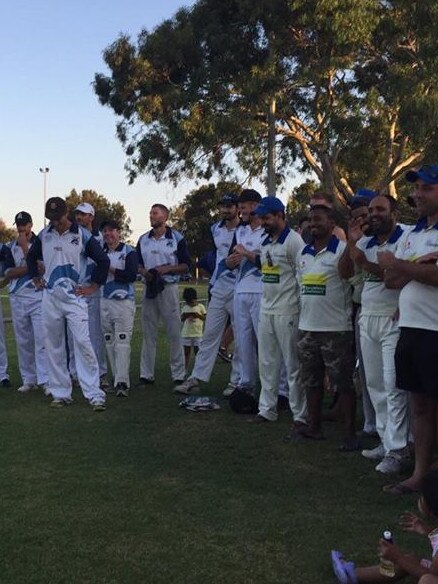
top-left (68, 202), bottom-right (108, 388)
top-left (3, 212), bottom-right (48, 392)
top-left (136, 204), bottom-right (191, 384)
top-left (100, 219), bottom-right (138, 397)
top-left (0, 243), bottom-right (11, 387)
top-left (174, 193), bottom-right (242, 395)
top-left (249, 196), bottom-right (307, 426)
top-left (229, 189), bottom-right (265, 393)
top-left (27, 197), bottom-right (109, 410)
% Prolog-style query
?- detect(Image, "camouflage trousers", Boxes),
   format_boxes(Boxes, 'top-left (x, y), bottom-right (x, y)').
top-left (297, 330), bottom-right (355, 394)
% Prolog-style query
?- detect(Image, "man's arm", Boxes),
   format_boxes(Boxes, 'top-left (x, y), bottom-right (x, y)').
top-left (156, 235), bottom-right (191, 276)
top-left (26, 237), bottom-right (43, 279)
top-left (114, 249), bottom-right (139, 283)
top-left (84, 237), bottom-right (110, 286)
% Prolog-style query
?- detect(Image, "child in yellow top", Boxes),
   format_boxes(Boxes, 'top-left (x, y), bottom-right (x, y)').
top-left (181, 288), bottom-right (206, 367)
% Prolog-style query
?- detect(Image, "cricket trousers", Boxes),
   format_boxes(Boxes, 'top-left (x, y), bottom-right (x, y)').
top-left (191, 290), bottom-right (241, 384)
top-left (68, 292), bottom-right (107, 379)
top-left (0, 297), bottom-right (8, 380)
top-left (10, 294), bottom-right (48, 386)
top-left (233, 292), bottom-right (261, 390)
top-left (42, 289), bottom-right (106, 403)
top-left (258, 312), bottom-right (307, 423)
top-left (140, 284), bottom-right (185, 381)
top-left (359, 314), bottom-right (409, 452)
top-left (101, 298), bottom-right (135, 387)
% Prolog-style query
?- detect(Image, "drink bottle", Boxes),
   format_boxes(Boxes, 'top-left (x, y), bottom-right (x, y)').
top-left (379, 530), bottom-right (396, 578)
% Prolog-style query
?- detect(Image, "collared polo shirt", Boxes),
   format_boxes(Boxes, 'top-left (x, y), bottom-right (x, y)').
top-left (298, 236), bottom-right (352, 332)
top-left (136, 226), bottom-right (190, 284)
top-left (259, 226), bottom-right (303, 315)
top-left (396, 218), bottom-right (438, 331)
top-left (102, 242), bottom-right (138, 300)
top-left (5, 235), bottom-right (42, 298)
top-left (235, 223), bottom-right (266, 294)
top-left (356, 224), bottom-right (404, 316)
top-left (209, 220), bottom-right (239, 286)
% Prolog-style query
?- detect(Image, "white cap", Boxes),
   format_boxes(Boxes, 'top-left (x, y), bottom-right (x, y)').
top-left (74, 202), bottom-right (95, 216)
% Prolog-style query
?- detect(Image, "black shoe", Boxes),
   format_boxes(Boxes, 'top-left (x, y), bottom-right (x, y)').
top-left (1, 378), bottom-right (11, 388)
top-left (173, 379), bottom-right (185, 385)
top-left (115, 382), bottom-right (129, 397)
top-left (218, 347), bottom-right (232, 363)
top-left (137, 377), bottom-right (155, 386)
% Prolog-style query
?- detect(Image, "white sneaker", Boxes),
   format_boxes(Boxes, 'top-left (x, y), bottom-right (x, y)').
top-left (361, 443), bottom-right (385, 461)
top-left (375, 449), bottom-right (410, 474)
top-left (17, 383), bottom-right (37, 393)
top-left (173, 378), bottom-right (199, 395)
top-left (223, 383), bottom-right (238, 397)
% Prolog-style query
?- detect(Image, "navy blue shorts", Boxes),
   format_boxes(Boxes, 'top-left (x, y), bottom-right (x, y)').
top-left (395, 328), bottom-right (438, 400)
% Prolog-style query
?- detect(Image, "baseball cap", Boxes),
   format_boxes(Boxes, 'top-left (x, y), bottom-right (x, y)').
top-left (239, 189), bottom-right (262, 203)
top-left (74, 202), bottom-right (95, 216)
top-left (253, 196), bottom-right (285, 216)
top-left (100, 219), bottom-right (120, 230)
top-left (14, 211), bottom-right (33, 225)
top-left (406, 165), bottom-right (438, 185)
top-left (218, 193), bottom-right (239, 206)
top-left (348, 188), bottom-right (378, 208)
top-left (45, 197), bottom-right (68, 221)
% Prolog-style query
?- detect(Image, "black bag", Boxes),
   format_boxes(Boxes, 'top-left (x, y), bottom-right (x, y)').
top-left (229, 388), bottom-right (258, 415)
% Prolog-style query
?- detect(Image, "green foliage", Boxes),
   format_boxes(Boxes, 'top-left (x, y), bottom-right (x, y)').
top-left (65, 189), bottom-right (132, 241)
top-left (0, 219), bottom-right (16, 244)
top-left (168, 181), bottom-right (240, 259)
top-left (286, 180), bottom-right (320, 221)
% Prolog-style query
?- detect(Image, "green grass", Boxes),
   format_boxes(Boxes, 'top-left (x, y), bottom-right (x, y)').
top-left (0, 287), bottom-right (427, 583)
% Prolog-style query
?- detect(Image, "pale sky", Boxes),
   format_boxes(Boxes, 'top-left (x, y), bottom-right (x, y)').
top-left (0, 0), bottom-right (290, 241)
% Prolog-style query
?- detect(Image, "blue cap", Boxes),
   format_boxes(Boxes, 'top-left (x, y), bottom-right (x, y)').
top-left (254, 196), bottom-right (285, 216)
top-left (406, 165), bottom-right (438, 185)
top-left (218, 193), bottom-right (239, 206)
top-left (348, 188), bottom-right (378, 207)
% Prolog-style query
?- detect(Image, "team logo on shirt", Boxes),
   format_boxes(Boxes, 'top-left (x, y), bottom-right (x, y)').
top-left (70, 237), bottom-right (80, 246)
top-left (118, 253), bottom-right (126, 260)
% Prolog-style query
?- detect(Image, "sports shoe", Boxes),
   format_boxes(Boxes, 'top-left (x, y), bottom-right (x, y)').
top-left (173, 378), bottom-right (199, 395)
top-left (375, 449), bottom-right (410, 474)
top-left (100, 375), bottom-right (110, 390)
top-left (50, 398), bottom-right (73, 408)
top-left (92, 401), bottom-right (106, 412)
top-left (17, 383), bottom-right (37, 393)
top-left (218, 347), bottom-right (232, 363)
top-left (137, 377), bottom-right (155, 386)
top-left (115, 382), bottom-right (129, 398)
top-left (222, 382), bottom-right (238, 397)
top-left (361, 443), bottom-right (385, 461)
top-left (1, 378), bottom-right (11, 388)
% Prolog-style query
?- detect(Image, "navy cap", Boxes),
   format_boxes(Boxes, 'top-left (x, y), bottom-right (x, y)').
top-left (45, 197), bottom-right (67, 221)
top-left (406, 165), bottom-right (438, 185)
top-left (14, 211), bottom-right (33, 225)
top-left (218, 193), bottom-right (239, 206)
top-left (254, 196), bottom-right (285, 216)
top-left (348, 188), bottom-right (378, 208)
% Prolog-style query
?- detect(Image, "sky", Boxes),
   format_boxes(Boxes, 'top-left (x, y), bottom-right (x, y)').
top-left (0, 0), bottom-right (287, 240)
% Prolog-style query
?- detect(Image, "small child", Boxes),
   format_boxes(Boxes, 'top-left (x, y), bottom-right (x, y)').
top-left (331, 468), bottom-right (438, 583)
top-left (181, 288), bottom-right (206, 368)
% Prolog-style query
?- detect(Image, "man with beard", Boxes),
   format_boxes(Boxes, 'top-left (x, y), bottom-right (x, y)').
top-left (349, 195), bottom-right (409, 473)
top-left (378, 166), bottom-right (438, 495)
top-left (137, 204), bottom-right (190, 385)
top-left (249, 197), bottom-right (307, 426)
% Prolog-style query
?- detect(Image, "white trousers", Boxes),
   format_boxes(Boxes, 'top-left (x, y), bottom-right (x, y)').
top-left (10, 295), bottom-right (48, 385)
top-left (42, 289), bottom-right (105, 403)
top-left (191, 291), bottom-right (240, 384)
top-left (140, 285), bottom-right (185, 381)
top-left (68, 292), bottom-right (107, 379)
top-left (101, 298), bottom-right (135, 387)
top-left (359, 314), bottom-right (409, 452)
top-left (233, 292), bottom-right (261, 390)
top-left (0, 297), bottom-right (8, 379)
top-left (258, 312), bottom-right (307, 423)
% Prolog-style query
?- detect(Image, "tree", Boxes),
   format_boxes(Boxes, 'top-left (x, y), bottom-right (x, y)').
top-left (95, 0), bottom-right (438, 204)
top-left (0, 219), bottom-right (16, 244)
top-left (168, 181), bottom-right (240, 259)
top-left (286, 180), bottom-right (319, 221)
top-left (65, 189), bottom-right (132, 241)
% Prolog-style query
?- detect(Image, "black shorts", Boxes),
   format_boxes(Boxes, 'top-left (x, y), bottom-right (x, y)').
top-left (395, 328), bottom-right (438, 399)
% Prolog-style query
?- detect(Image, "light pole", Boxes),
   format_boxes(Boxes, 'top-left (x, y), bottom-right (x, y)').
top-left (39, 167), bottom-right (50, 226)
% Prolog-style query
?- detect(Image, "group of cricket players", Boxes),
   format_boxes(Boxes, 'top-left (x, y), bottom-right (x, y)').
top-left (1, 164), bottom-right (438, 495)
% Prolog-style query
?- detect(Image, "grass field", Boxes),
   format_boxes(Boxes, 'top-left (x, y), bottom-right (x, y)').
top-left (0, 287), bottom-right (426, 583)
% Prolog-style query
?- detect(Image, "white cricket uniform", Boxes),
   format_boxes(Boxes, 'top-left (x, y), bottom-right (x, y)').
top-left (233, 223), bottom-right (265, 390)
top-left (26, 223), bottom-right (109, 404)
top-left (100, 243), bottom-right (138, 387)
top-left (396, 219), bottom-right (438, 330)
top-left (257, 226), bottom-right (307, 422)
top-left (0, 244), bottom-right (11, 381)
top-left (189, 221), bottom-right (241, 384)
top-left (68, 230), bottom-right (107, 379)
top-left (137, 226), bottom-right (190, 381)
top-left (356, 225), bottom-right (409, 453)
top-left (4, 236), bottom-right (48, 386)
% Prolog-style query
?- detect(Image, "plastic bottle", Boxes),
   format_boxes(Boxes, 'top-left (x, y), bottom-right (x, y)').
top-left (379, 530), bottom-right (396, 578)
